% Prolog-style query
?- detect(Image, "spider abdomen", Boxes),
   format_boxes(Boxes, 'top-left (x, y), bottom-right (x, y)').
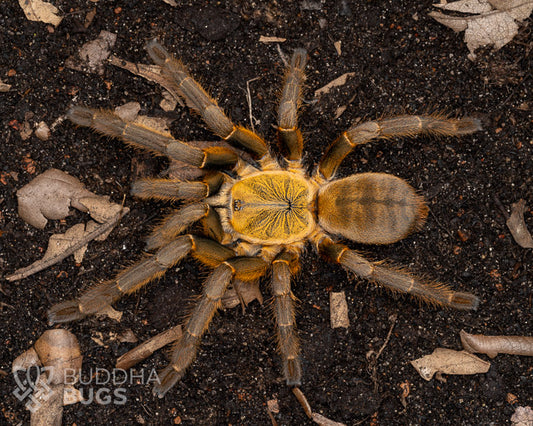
top-left (229, 171), bottom-right (316, 244)
top-left (317, 172), bottom-right (428, 245)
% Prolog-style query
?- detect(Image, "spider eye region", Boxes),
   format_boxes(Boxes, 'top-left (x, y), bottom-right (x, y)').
top-left (229, 171), bottom-right (315, 244)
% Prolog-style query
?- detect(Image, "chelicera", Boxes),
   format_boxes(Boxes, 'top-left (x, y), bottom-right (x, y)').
top-left (49, 41), bottom-right (480, 397)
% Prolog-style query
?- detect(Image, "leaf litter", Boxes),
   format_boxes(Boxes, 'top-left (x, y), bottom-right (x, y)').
top-left (6, 169), bottom-right (129, 281)
top-left (429, 0), bottom-right (533, 59)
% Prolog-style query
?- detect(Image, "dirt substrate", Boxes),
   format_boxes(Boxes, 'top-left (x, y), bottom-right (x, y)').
top-left (1, 1), bottom-right (531, 425)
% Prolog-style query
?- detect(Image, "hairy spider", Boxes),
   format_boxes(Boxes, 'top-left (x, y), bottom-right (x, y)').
top-left (49, 41), bottom-right (481, 397)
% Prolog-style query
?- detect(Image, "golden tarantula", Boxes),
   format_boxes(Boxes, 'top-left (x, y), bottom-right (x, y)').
top-left (49, 41), bottom-right (480, 397)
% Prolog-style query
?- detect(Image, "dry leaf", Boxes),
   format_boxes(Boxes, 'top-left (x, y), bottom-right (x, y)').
top-left (12, 329), bottom-right (82, 425)
top-left (114, 102), bottom-right (141, 121)
top-left (511, 406), bottom-right (533, 426)
top-left (410, 348), bottom-right (490, 381)
top-left (329, 291), bottom-right (350, 328)
top-left (221, 280), bottom-right (263, 309)
top-left (34, 121), bottom-right (51, 141)
top-left (314, 73), bottom-right (356, 97)
top-left (460, 330), bottom-right (533, 357)
top-left (8, 169), bottom-right (129, 281)
top-left (506, 199), bottom-right (533, 248)
top-left (16, 169), bottom-right (96, 229)
top-left (18, 0), bottom-right (62, 26)
top-left (65, 31), bottom-right (117, 75)
top-left (430, 0), bottom-right (533, 60)
top-left (0, 79), bottom-right (11, 92)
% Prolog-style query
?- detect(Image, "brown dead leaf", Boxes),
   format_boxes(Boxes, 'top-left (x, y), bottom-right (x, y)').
top-left (506, 199), bottom-right (533, 248)
top-left (16, 169), bottom-right (96, 229)
top-left (8, 169), bottom-right (129, 281)
top-left (314, 73), bottom-right (356, 97)
top-left (0, 79), bottom-right (12, 92)
top-left (410, 348), bottom-right (490, 381)
top-left (222, 280), bottom-right (263, 309)
top-left (65, 31), bottom-right (117, 75)
top-left (511, 406), bottom-right (533, 426)
top-left (18, 0), bottom-right (62, 26)
top-left (430, 0), bottom-right (533, 60)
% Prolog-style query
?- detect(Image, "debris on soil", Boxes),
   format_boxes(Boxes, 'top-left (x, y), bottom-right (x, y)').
top-left (511, 406), bottom-right (533, 426)
top-left (116, 325), bottom-right (182, 370)
top-left (460, 330), bottom-right (533, 357)
top-left (410, 348), bottom-right (490, 381)
top-left (15, 169), bottom-right (97, 229)
top-left (314, 72), bottom-right (356, 97)
top-left (259, 36), bottom-right (287, 43)
top-left (34, 121), bottom-right (50, 141)
top-left (65, 31), bottom-right (117, 75)
top-left (7, 169), bottom-right (129, 281)
top-left (18, 0), bottom-right (62, 26)
top-left (429, 0), bottom-right (533, 60)
top-left (0, 79), bottom-right (11, 92)
top-left (221, 280), bottom-right (263, 310)
top-left (506, 199), bottom-right (533, 248)
top-left (329, 291), bottom-right (350, 328)
top-left (292, 387), bottom-right (346, 425)
top-left (12, 329), bottom-right (83, 425)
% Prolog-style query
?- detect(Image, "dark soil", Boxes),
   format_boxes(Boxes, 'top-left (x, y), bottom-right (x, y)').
top-left (1, 1), bottom-right (531, 425)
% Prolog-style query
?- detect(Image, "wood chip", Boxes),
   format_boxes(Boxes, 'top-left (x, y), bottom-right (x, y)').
top-left (329, 291), bottom-right (349, 328)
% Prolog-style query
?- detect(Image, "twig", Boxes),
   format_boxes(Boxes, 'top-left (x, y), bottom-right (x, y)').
top-left (368, 314), bottom-right (397, 393)
top-left (116, 325), bottom-right (182, 370)
top-left (245, 76), bottom-right (261, 133)
top-left (108, 55), bottom-right (185, 108)
top-left (6, 208), bottom-right (128, 281)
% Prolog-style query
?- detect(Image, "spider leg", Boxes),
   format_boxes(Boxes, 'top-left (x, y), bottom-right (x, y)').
top-left (277, 49), bottom-right (307, 161)
top-left (318, 114), bottom-right (481, 179)
top-left (48, 235), bottom-right (236, 323)
top-left (145, 41), bottom-right (269, 160)
top-left (154, 256), bottom-right (269, 397)
top-left (131, 171), bottom-right (224, 202)
top-left (319, 238), bottom-right (479, 310)
top-left (67, 106), bottom-right (238, 169)
top-left (271, 252), bottom-right (301, 385)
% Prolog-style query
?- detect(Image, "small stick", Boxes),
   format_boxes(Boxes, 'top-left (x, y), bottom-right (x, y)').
top-left (116, 325), bottom-right (182, 370)
top-left (6, 208), bottom-right (128, 281)
top-left (460, 330), bottom-right (533, 358)
top-left (245, 76), bottom-right (261, 133)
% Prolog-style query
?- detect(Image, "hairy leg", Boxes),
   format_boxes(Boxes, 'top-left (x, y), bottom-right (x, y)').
top-left (318, 114), bottom-right (481, 179)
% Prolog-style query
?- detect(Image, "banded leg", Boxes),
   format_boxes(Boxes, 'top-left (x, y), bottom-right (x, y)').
top-left (67, 106), bottom-right (238, 169)
top-left (154, 256), bottom-right (269, 397)
top-left (131, 172), bottom-right (224, 202)
top-left (277, 49), bottom-right (307, 161)
top-left (318, 115), bottom-right (482, 179)
top-left (319, 238), bottom-right (479, 310)
top-left (146, 41), bottom-right (269, 159)
top-left (271, 252), bottom-right (301, 385)
top-left (48, 235), bottom-right (236, 323)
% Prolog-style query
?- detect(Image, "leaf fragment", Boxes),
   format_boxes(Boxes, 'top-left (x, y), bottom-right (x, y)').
top-left (410, 348), bottom-right (490, 381)
top-left (18, 0), bottom-right (62, 26)
top-left (314, 73), bottom-right (356, 97)
top-left (430, 0), bottom-right (533, 59)
top-left (65, 31), bottom-right (117, 75)
top-left (506, 199), bottom-right (533, 248)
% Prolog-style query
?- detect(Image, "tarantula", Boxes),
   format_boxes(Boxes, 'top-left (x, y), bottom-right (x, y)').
top-left (49, 41), bottom-right (481, 397)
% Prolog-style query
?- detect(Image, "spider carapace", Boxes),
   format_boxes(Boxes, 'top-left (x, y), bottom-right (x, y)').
top-left (49, 41), bottom-right (481, 397)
